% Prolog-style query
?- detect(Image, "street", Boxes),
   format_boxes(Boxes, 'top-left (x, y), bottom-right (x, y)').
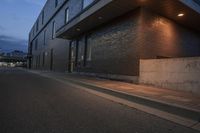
top-left (0, 68), bottom-right (198, 133)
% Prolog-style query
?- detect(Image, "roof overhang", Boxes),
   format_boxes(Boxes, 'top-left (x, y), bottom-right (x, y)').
top-left (56, 0), bottom-right (200, 39)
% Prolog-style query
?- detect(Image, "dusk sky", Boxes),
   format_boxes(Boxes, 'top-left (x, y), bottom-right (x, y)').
top-left (0, 0), bottom-right (46, 53)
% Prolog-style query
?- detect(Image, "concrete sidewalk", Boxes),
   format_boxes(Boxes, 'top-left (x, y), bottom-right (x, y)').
top-left (53, 73), bottom-right (200, 110)
top-left (27, 70), bottom-right (200, 131)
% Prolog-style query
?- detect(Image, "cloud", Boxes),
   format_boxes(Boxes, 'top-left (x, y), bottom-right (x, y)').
top-left (0, 35), bottom-right (27, 52)
top-left (0, 35), bottom-right (26, 42)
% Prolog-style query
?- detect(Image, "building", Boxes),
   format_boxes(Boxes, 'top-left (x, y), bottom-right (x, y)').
top-left (0, 50), bottom-right (27, 67)
top-left (28, 0), bottom-right (200, 83)
top-left (9, 50), bottom-right (27, 58)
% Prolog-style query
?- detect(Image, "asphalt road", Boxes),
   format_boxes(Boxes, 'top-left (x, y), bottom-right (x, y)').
top-left (0, 68), bottom-right (199, 133)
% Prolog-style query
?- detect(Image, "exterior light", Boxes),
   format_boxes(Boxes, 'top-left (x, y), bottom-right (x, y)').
top-left (177, 13), bottom-right (184, 17)
top-left (98, 16), bottom-right (102, 20)
top-left (76, 28), bottom-right (80, 31)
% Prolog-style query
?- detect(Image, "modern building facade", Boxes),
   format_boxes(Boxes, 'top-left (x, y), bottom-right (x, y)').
top-left (28, 0), bottom-right (200, 82)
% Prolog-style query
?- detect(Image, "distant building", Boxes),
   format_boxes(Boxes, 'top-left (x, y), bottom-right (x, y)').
top-left (10, 50), bottom-right (27, 58)
top-left (0, 50), bottom-right (27, 64)
top-left (28, 0), bottom-right (200, 81)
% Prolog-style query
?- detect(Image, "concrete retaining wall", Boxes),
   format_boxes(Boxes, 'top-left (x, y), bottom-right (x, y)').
top-left (139, 57), bottom-right (200, 94)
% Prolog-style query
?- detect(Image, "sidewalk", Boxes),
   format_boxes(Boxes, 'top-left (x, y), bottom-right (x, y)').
top-left (52, 73), bottom-right (200, 111)
top-left (28, 70), bottom-right (200, 130)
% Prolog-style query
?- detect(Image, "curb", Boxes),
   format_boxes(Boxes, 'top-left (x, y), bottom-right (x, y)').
top-left (64, 77), bottom-right (200, 122)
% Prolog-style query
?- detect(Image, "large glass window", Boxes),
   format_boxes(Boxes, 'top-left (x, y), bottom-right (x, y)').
top-left (83, 0), bottom-right (95, 9)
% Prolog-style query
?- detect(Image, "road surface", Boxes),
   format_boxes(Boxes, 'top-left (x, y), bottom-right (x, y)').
top-left (0, 68), bottom-right (198, 133)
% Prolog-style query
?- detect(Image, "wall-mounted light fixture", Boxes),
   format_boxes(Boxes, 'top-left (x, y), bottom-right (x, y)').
top-left (98, 16), bottom-right (103, 20)
top-left (177, 13), bottom-right (184, 17)
top-left (76, 28), bottom-right (80, 31)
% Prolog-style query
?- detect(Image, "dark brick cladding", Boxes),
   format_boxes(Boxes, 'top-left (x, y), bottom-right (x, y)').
top-left (29, 1), bottom-right (200, 76)
top-left (76, 8), bottom-right (200, 76)
top-left (30, 0), bottom-right (83, 72)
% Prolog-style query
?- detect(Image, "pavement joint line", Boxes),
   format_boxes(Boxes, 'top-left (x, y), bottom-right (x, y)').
top-left (26, 70), bottom-right (200, 131)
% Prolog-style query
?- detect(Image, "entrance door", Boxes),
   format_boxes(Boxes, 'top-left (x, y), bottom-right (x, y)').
top-left (69, 41), bottom-right (77, 72)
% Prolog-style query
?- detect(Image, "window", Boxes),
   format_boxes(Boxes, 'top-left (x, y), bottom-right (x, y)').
top-left (36, 20), bottom-right (39, 32)
top-left (32, 28), bottom-right (34, 36)
top-left (50, 49), bottom-right (54, 70)
top-left (42, 11), bottom-right (44, 25)
top-left (65, 8), bottom-right (69, 24)
top-left (44, 30), bottom-right (46, 45)
top-left (83, 0), bottom-right (95, 9)
top-left (35, 39), bottom-right (38, 50)
top-left (52, 21), bottom-right (56, 39)
top-left (83, 35), bottom-right (92, 67)
top-left (77, 39), bottom-right (84, 65)
top-left (193, 0), bottom-right (200, 6)
top-left (38, 54), bottom-right (41, 68)
top-left (42, 52), bottom-right (45, 67)
top-left (55, 0), bottom-right (58, 7)
top-left (86, 36), bottom-right (92, 61)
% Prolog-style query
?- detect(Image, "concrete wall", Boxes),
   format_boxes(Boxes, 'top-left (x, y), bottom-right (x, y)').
top-left (139, 57), bottom-right (200, 94)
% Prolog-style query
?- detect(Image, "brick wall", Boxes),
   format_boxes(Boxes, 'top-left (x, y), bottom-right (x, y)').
top-left (75, 8), bottom-right (200, 76)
